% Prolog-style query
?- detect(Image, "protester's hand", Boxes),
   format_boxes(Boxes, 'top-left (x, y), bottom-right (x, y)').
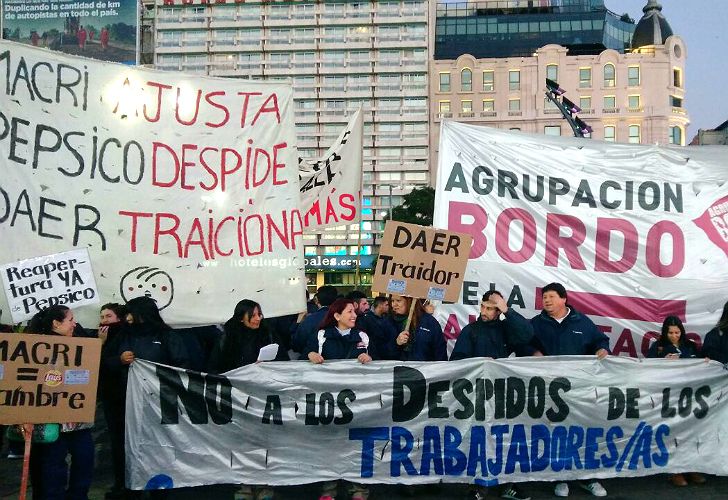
top-left (358, 353), bottom-right (372, 364)
top-left (596, 348), bottom-right (609, 359)
top-left (296, 311), bottom-right (307, 324)
top-left (666, 353), bottom-right (679, 360)
top-left (98, 326), bottom-right (109, 343)
top-left (704, 357), bottom-right (710, 363)
top-left (532, 350), bottom-right (544, 357)
top-left (396, 331), bottom-right (409, 346)
top-left (120, 351), bottom-right (135, 365)
top-left (308, 352), bottom-right (324, 364)
top-left (491, 294), bottom-right (508, 313)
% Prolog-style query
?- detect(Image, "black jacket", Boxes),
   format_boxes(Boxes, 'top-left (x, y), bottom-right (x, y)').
top-left (701, 327), bottom-right (728, 363)
top-left (387, 313), bottom-right (447, 361)
top-left (305, 326), bottom-right (369, 360)
top-left (530, 308), bottom-right (610, 356)
top-left (356, 310), bottom-right (399, 360)
top-left (208, 321), bottom-right (288, 373)
top-left (647, 339), bottom-right (698, 359)
top-left (450, 309), bottom-right (533, 360)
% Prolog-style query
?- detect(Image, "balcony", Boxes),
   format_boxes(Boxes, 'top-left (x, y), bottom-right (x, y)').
top-left (437, 112), bottom-right (453, 119)
top-left (480, 111), bottom-right (497, 117)
top-left (628, 107), bottom-right (644, 113)
top-left (508, 111), bottom-right (522, 116)
top-left (459, 112), bottom-right (475, 118)
top-left (602, 108), bottom-right (620, 113)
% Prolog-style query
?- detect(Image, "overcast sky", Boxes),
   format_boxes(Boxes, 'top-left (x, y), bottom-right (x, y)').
top-left (607, 0), bottom-right (728, 139)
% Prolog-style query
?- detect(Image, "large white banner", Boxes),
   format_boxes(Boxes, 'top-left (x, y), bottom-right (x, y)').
top-left (299, 108), bottom-right (362, 231)
top-left (126, 358), bottom-right (728, 489)
top-left (0, 41), bottom-right (305, 325)
top-left (434, 123), bottom-right (728, 357)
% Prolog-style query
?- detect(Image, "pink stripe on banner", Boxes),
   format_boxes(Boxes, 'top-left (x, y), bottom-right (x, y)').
top-left (535, 288), bottom-right (686, 323)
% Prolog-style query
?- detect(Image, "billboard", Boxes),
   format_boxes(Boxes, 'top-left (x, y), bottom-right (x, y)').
top-left (2, 0), bottom-right (139, 65)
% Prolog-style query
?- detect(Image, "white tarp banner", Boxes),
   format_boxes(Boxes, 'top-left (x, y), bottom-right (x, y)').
top-left (0, 41), bottom-right (305, 325)
top-left (434, 123), bottom-right (728, 357)
top-left (299, 108), bottom-right (362, 231)
top-left (0, 248), bottom-right (99, 322)
top-left (126, 357), bottom-right (728, 489)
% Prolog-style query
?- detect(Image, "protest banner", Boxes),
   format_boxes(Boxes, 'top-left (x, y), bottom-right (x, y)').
top-left (126, 357), bottom-right (728, 489)
top-left (434, 122), bottom-right (728, 356)
top-left (371, 221), bottom-right (472, 303)
top-left (0, 333), bottom-right (101, 424)
top-left (2, 0), bottom-right (139, 65)
top-left (0, 41), bottom-right (305, 325)
top-left (299, 108), bottom-right (362, 231)
top-left (1, 248), bottom-right (99, 323)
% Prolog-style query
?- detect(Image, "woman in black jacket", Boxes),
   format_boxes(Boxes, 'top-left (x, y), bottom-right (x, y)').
top-left (702, 301), bottom-right (728, 363)
top-left (647, 316), bottom-right (699, 359)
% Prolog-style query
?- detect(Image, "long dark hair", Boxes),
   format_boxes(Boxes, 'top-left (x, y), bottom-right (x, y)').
top-left (319, 299), bottom-right (355, 330)
top-left (223, 299), bottom-right (263, 335)
top-left (659, 316), bottom-right (688, 347)
top-left (27, 305), bottom-right (70, 335)
top-left (101, 302), bottom-right (127, 323)
top-left (125, 297), bottom-right (170, 332)
top-left (717, 301), bottom-right (728, 333)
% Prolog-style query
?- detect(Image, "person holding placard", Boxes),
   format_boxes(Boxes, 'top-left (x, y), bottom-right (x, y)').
top-left (647, 316), bottom-right (704, 487)
top-left (26, 305), bottom-right (95, 500)
top-left (306, 298), bottom-right (371, 500)
top-left (388, 295), bottom-right (447, 362)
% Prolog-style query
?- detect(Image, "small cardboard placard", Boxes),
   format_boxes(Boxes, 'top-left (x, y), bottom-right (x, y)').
top-left (1, 248), bottom-right (100, 323)
top-left (0, 333), bottom-right (101, 424)
top-left (372, 221), bottom-right (472, 302)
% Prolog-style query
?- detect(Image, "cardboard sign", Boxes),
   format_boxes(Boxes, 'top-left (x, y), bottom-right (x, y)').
top-left (0, 333), bottom-right (101, 424)
top-left (1, 249), bottom-right (99, 323)
top-left (371, 221), bottom-right (472, 302)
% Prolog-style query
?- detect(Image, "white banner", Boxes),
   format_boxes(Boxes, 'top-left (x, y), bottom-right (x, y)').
top-left (434, 123), bottom-right (728, 357)
top-left (299, 109), bottom-right (362, 231)
top-left (0, 41), bottom-right (305, 325)
top-left (126, 358), bottom-right (728, 489)
top-left (1, 248), bottom-right (99, 322)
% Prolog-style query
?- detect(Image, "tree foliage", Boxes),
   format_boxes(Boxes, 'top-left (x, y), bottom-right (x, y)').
top-left (389, 186), bottom-right (435, 227)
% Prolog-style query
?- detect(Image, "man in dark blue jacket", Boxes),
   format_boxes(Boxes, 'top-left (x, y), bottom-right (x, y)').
top-left (356, 296), bottom-right (398, 360)
top-left (450, 290), bottom-right (533, 500)
top-left (291, 285), bottom-right (337, 354)
top-left (531, 282), bottom-right (609, 499)
top-left (451, 290), bottom-right (533, 361)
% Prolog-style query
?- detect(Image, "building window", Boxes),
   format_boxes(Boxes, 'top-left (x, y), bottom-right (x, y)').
top-left (673, 68), bottom-right (682, 88)
top-left (669, 126), bottom-right (683, 145)
top-left (604, 126), bottom-right (615, 142)
top-left (628, 95), bottom-right (641, 110)
top-left (509, 70), bottom-right (520, 91)
top-left (439, 72), bottom-right (450, 92)
top-left (508, 98), bottom-right (520, 111)
top-left (628, 66), bottom-right (640, 86)
top-left (483, 70), bottom-right (494, 91)
top-left (461, 100), bottom-right (472, 113)
top-left (482, 99), bottom-right (495, 111)
top-left (579, 67), bottom-right (592, 88)
top-left (628, 125), bottom-right (641, 144)
top-left (603, 63), bottom-right (616, 87)
top-left (544, 125), bottom-right (561, 136)
top-left (438, 101), bottom-right (451, 113)
top-left (603, 96), bottom-right (616, 110)
top-left (461, 68), bottom-right (472, 92)
top-left (579, 96), bottom-right (591, 111)
top-left (546, 64), bottom-right (558, 83)
top-left (671, 96), bottom-right (683, 108)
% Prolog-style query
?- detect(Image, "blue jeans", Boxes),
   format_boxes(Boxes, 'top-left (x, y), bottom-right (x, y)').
top-left (35, 429), bottom-right (94, 500)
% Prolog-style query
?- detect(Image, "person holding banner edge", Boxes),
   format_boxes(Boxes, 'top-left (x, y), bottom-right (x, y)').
top-left (306, 298), bottom-right (371, 500)
top-left (701, 300), bottom-right (728, 363)
top-left (450, 290), bottom-right (533, 500)
top-left (646, 316), bottom-right (705, 487)
top-left (530, 283), bottom-right (610, 498)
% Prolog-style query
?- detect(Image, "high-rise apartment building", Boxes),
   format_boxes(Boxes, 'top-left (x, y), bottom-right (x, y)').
top-left (146, 0), bottom-right (430, 292)
top-left (429, 0), bottom-right (689, 173)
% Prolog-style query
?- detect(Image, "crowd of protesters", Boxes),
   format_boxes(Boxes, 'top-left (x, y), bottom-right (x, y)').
top-left (2, 286), bottom-right (728, 500)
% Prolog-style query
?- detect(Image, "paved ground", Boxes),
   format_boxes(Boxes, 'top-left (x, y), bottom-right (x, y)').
top-left (2, 412), bottom-right (726, 499)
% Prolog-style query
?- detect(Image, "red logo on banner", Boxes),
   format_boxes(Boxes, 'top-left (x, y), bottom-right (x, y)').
top-left (693, 195), bottom-right (728, 258)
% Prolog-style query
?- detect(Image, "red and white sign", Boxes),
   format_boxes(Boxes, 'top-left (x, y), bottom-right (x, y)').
top-left (434, 122), bottom-right (728, 357)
